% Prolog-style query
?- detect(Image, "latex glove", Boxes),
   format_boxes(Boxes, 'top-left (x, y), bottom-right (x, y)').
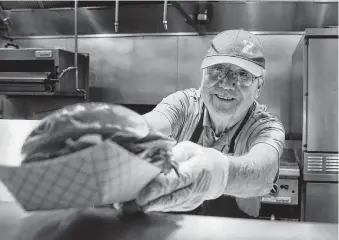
top-left (135, 141), bottom-right (230, 212)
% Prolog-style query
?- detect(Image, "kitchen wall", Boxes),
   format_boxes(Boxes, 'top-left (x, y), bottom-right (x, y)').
top-left (0, 1), bottom-right (337, 138)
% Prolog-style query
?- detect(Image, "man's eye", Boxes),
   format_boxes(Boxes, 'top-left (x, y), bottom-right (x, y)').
top-left (208, 69), bottom-right (221, 76)
top-left (211, 71), bottom-right (224, 80)
top-left (239, 71), bottom-right (250, 78)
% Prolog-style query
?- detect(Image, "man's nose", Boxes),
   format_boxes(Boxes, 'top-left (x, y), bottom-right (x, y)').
top-left (218, 77), bottom-right (236, 90)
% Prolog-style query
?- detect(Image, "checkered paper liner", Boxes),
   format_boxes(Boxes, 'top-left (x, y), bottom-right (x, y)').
top-left (0, 140), bottom-right (161, 211)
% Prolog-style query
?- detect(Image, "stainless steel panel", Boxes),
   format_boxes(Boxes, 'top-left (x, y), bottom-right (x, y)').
top-left (258, 35), bottom-right (302, 130)
top-left (0, 181), bottom-right (15, 202)
top-left (2, 2), bottom-right (338, 36)
top-left (279, 168), bottom-right (300, 177)
top-left (177, 35), bottom-right (213, 89)
top-left (305, 182), bottom-right (338, 223)
top-left (67, 37), bottom-right (178, 104)
top-left (305, 27), bottom-right (339, 37)
top-left (277, 146), bottom-right (300, 178)
top-left (1, 97), bottom-right (28, 119)
top-left (261, 178), bottom-right (299, 205)
top-left (304, 173), bottom-right (339, 182)
top-left (290, 36), bottom-right (304, 140)
top-left (307, 38), bottom-right (338, 152)
top-left (209, 2), bottom-right (296, 32)
top-left (178, 34), bottom-right (302, 133)
top-left (20, 97), bottom-right (86, 119)
top-left (14, 39), bottom-right (68, 49)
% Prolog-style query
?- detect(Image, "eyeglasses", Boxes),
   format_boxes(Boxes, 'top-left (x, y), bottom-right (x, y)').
top-left (206, 64), bottom-right (261, 87)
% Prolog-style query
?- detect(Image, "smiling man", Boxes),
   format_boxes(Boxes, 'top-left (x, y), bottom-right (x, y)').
top-left (138, 29), bottom-right (285, 219)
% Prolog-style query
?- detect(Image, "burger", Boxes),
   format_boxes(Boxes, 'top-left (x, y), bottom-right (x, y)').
top-left (21, 102), bottom-right (178, 175)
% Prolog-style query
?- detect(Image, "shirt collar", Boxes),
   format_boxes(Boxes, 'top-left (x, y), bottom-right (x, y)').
top-left (197, 87), bottom-right (202, 98)
top-left (203, 108), bottom-right (212, 127)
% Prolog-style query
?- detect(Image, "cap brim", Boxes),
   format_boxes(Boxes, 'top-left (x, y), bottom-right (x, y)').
top-left (201, 56), bottom-right (264, 77)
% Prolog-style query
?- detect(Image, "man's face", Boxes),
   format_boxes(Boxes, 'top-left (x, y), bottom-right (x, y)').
top-left (200, 63), bottom-right (263, 120)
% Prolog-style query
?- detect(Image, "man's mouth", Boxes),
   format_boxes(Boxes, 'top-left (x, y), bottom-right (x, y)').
top-left (215, 94), bottom-right (236, 101)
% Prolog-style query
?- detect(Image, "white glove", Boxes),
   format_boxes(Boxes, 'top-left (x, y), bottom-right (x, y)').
top-left (136, 141), bottom-right (230, 212)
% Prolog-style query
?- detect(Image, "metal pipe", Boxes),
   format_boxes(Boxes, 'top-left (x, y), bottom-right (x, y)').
top-left (0, 77), bottom-right (47, 82)
top-left (114, 0), bottom-right (119, 33)
top-left (74, 0), bottom-right (79, 90)
top-left (163, 0), bottom-right (168, 31)
top-left (74, 0), bottom-right (86, 98)
top-left (58, 66), bottom-right (77, 79)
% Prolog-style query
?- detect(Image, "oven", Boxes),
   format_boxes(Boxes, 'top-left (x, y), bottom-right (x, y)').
top-left (0, 48), bottom-right (90, 120)
top-left (292, 27), bottom-right (338, 223)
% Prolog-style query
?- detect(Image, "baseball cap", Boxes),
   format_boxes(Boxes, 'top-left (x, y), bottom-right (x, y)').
top-left (201, 29), bottom-right (265, 77)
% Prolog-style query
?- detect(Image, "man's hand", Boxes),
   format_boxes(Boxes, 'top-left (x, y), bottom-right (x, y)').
top-left (135, 141), bottom-right (230, 212)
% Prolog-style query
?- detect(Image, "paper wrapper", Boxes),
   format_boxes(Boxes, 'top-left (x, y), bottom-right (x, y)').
top-left (0, 140), bottom-right (161, 211)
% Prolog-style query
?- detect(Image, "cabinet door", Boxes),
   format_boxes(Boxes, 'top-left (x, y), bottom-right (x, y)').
top-left (307, 38), bottom-right (338, 152)
top-left (305, 182), bottom-right (338, 223)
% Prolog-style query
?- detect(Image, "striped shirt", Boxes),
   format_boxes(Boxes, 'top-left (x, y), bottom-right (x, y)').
top-left (152, 88), bottom-right (285, 216)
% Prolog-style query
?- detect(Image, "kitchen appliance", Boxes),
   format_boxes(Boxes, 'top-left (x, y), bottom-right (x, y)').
top-left (259, 142), bottom-right (301, 221)
top-left (292, 27), bottom-right (338, 223)
top-left (0, 48), bottom-right (89, 98)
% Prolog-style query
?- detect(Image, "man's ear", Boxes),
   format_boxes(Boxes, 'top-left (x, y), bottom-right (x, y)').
top-left (255, 70), bottom-right (266, 98)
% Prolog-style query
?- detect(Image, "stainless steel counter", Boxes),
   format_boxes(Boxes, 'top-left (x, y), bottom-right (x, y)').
top-left (0, 120), bottom-right (41, 202)
top-left (0, 202), bottom-right (337, 240)
top-left (0, 119), bottom-right (40, 166)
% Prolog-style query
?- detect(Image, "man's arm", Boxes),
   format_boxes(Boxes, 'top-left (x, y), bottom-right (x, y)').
top-left (224, 143), bottom-right (279, 198)
top-left (143, 111), bottom-right (172, 136)
top-left (143, 89), bottom-right (193, 138)
top-left (221, 119), bottom-right (285, 198)
top-left (169, 138), bottom-right (281, 199)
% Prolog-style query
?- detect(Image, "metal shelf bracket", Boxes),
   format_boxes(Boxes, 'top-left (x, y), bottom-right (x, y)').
top-left (171, 1), bottom-right (202, 34)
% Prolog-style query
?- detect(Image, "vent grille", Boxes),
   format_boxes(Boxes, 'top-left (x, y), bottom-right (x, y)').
top-left (307, 156), bottom-right (323, 172)
top-left (325, 156), bottom-right (339, 172)
top-left (305, 154), bottom-right (339, 174)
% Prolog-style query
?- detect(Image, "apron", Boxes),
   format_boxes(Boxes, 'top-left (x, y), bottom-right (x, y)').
top-left (180, 104), bottom-right (255, 219)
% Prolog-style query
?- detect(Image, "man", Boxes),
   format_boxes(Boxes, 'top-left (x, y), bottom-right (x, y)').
top-left (135, 29), bottom-right (285, 219)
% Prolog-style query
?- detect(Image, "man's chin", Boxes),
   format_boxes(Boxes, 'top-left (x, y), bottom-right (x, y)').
top-left (208, 103), bottom-right (237, 116)
top-left (214, 107), bottom-right (236, 116)
top-left (210, 97), bottom-right (238, 113)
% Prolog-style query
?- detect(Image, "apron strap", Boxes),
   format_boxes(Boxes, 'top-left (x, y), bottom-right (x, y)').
top-left (189, 106), bottom-right (205, 143)
top-left (229, 103), bottom-right (255, 154)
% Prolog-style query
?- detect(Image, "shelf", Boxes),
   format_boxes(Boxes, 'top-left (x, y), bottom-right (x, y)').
top-left (0, 1), bottom-right (167, 10)
top-left (0, 91), bottom-right (86, 98)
